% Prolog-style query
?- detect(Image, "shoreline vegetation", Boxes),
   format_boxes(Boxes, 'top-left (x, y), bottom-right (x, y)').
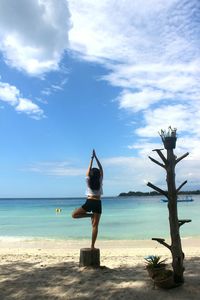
top-left (118, 190), bottom-right (200, 197)
top-left (0, 190), bottom-right (200, 199)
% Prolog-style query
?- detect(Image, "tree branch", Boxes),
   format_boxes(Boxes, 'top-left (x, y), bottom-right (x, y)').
top-left (152, 148), bottom-right (164, 152)
top-left (153, 149), bottom-right (167, 164)
top-left (147, 182), bottom-right (168, 197)
top-left (148, 156), bottom-right (166, 169)
top-left (178, 219), bottom-right (192, 227)
top-left (152, 238), bottom-right (171, 251)
top-left (176, 152), bottom-right (189, 164)
top-left (176, 180), bottom-right (187, 193)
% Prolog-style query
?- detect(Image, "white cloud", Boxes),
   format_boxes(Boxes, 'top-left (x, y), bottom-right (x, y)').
top-left (118, 88), bottom-right (170, 112)
top-left (69, 0), bottom-right (183, 63)
top-left (41, 77), bottom-right (68, 96)
top-left (15, 98), bottom-right (44, 119)
top-left (27, 161), bottom-right (85, 176)
top-left (67, 0), bottom-right (200, 191)
top-left (102, 156), bottom-right (161, 191)
top-left (128, 140), bottom-right (163, 156)
top-left (27, 153), bottom-right (200, 195)
top-left (135, 105), bottom-right (192, 137)
top-left (68, 0), bottom-right (200, 134)
top-left (102, 152), bottom-right (200, 194)
top-left (0, 0), bottom-right (71, 76)
top-left (0, 81), bottom-right (44, 119)
top-left (0, 82), bottom-right (19, 105)
top-left (69, 0), bottom-right (199, 65)
top-left (1, 0), bottom-right (200, 190)
top-left (0, 0), bottom-right (70, 117)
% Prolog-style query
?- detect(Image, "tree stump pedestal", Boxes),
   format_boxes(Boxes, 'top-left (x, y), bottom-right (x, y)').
top-left (79, 248), bottom-right (100, 267)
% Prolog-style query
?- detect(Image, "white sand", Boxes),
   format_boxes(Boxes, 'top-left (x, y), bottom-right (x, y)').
top-left (0, 238), bottom-right (200, 299)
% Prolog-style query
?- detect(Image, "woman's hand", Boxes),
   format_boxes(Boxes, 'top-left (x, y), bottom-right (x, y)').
top-left (92, 149), bottom-right (96, 158)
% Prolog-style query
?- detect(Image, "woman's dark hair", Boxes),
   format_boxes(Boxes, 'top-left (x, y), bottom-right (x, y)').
top-left (89, 168), bottom-right (101, 190)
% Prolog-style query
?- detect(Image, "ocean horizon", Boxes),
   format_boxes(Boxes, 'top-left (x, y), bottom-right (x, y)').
top-left (0, 196), bottom-right (199, 240)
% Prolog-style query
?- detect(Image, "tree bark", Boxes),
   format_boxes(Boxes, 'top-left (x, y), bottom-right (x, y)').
top-left (166, 149), bottom-right (184, 283)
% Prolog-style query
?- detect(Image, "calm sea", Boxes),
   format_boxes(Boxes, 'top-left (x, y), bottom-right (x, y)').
top-left (0, 196), bottom-right (199, 240)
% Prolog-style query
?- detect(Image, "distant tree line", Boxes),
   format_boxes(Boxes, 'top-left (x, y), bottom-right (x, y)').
top-left (118, 190), bottom-right (200, 197)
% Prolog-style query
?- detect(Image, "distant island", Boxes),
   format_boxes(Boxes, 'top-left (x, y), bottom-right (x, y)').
top-left (118, 190), bottom-right (200, 197)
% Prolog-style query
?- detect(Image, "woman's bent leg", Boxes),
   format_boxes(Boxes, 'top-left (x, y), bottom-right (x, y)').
top-left (72, 207), bottom-right (93, 218)
top-left (91, 213), bottom-right (101, 249)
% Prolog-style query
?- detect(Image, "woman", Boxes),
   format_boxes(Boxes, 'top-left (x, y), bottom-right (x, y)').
top-left (72, 149), bottom-right (103, 249)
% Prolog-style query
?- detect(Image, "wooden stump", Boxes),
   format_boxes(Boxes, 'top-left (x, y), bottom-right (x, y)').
top-left (79, 248), bottom-right (100, 267)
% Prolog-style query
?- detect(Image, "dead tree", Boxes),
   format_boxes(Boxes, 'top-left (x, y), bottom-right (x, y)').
top-left (147, 127), bottom-right (191, 284)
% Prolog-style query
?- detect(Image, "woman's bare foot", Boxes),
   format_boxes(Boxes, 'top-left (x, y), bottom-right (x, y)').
top-left (91, 246), bottom-right (97, 250)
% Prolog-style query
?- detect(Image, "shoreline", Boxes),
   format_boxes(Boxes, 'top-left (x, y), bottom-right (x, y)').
top-left (0, 236), bottom-right (200, 254)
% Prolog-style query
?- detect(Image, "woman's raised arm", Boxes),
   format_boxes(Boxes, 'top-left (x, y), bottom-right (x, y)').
top-left (93, 149), bottom-right (103, 178)
top-left (86, 150), bottom-right (94, 176)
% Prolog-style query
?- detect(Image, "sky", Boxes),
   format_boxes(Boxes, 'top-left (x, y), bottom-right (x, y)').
top-left (0, 0), bottom-right (200, 197)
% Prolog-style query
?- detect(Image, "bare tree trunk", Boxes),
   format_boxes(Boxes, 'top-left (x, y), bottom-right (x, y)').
top-left (166, 149), bottom-right (184, 283)
top-left (147, 128), bottom-right (190, 285)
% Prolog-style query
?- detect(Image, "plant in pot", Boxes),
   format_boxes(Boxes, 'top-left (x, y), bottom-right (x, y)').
top-left (144, 255), bottom-right (167, 278)
top-left (159, 126), bottom-right (177, 150)
top-left (153, 269), bottom-right (175, 289)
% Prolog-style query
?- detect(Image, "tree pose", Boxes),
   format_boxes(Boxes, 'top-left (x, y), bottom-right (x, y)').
top-left (72, 149), bottom-right (103, 249)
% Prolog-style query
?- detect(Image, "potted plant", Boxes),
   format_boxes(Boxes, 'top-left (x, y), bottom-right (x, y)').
top-left (153, 269), bottom-right (175, 289)
top-left (159, 126), bottom-right (177, 150)
top-left (144, 255), bottom-right (167, 278)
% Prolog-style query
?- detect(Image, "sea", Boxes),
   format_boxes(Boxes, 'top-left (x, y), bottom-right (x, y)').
top-left (0, 196), bottom-right (199, 241)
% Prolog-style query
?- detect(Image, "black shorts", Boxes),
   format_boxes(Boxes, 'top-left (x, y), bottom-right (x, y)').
top-left (82, 199), bottom-right (102, 214)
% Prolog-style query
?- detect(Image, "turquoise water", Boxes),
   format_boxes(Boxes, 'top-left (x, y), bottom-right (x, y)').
top-left (0, 196), bottom-right (199, 240)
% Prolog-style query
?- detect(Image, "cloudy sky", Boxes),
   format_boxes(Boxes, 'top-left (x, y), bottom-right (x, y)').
top-left (0, 0), bottom-right (199, 197)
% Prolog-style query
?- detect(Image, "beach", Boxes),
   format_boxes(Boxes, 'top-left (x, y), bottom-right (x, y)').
top-left (0, 197), bottom-right (199, 299)
top-left (0, 238), bottom-right (200, 300)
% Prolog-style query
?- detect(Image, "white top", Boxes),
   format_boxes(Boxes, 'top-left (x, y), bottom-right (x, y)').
top-left (85, 176), bottom-right (103, 196)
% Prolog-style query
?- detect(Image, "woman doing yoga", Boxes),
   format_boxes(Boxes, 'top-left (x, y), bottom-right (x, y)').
top-left (72, 149), bottom-right (103, 249)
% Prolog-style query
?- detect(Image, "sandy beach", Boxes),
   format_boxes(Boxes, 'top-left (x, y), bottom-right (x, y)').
top-left (0, 238), bottom-right (200, 300)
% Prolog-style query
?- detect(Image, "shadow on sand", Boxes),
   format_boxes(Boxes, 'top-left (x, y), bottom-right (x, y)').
top-left (0, 256), bottom-right (199, 300)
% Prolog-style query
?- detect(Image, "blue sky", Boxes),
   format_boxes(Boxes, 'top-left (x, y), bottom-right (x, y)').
top-left (0, 0), bottom-right (200, 197)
